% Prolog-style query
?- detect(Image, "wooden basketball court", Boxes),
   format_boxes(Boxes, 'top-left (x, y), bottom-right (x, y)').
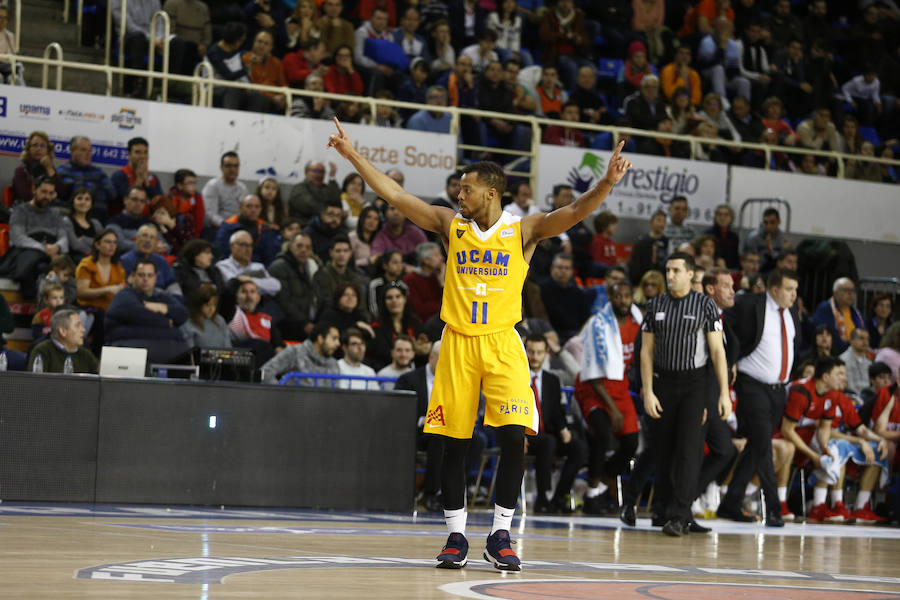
top-left (2, 502), bottom-right (899, 598)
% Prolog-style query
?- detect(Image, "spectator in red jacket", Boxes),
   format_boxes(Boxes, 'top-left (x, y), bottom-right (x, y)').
top-left (542, 102), bottom-right (586, 147)
top-left (282, 39), bottom-right (329, 88)
top-left (323, 44), bottom-right (364, 96)
top-left (167, 168), bottom-right (205, 238)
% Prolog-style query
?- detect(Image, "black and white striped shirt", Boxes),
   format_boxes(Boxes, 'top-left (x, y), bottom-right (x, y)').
top-left (641, 291), bottom-right (721, 372)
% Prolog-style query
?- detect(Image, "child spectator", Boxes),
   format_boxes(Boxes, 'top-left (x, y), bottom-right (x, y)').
top-left (37, 255), bottom-right (78, 306)
top-left (590, 211), bottom-right (620, 268)
top-left (32, 282), bottom-right (67, 340)
top-left (168, 169), bottom-right (206, 238)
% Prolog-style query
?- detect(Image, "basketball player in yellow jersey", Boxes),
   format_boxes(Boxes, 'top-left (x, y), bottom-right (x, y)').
top-left (328, 118), bottom-right (632, 571)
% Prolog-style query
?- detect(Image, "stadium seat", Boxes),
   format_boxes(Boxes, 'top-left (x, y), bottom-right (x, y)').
top-left (597, 58), bottom-right (624, 81)
top-left (591, 131), bottom-right (613, 150)
top-left (859, 126), bottom-right (881, 146)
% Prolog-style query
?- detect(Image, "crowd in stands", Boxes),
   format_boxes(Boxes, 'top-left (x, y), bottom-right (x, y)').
top-left (0, 0), bottom-right (898, 521)
top-left (0, 123), bottom-right (898, 522)
top-left (104, 0), bottom-right (900, 180)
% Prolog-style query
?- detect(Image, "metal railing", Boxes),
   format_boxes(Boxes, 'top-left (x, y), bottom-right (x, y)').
top-left (7, 44), bottom-right (900, 196)
top-left (12, 0), bottom-right (20, 53)
top-left (40, 43), bottom-right (64, 91)
top-left (146, 11), bottom-right (170, 100)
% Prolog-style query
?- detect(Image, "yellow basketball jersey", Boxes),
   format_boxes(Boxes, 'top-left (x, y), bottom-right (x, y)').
top-left (441, 211), bottom-right (528, 336)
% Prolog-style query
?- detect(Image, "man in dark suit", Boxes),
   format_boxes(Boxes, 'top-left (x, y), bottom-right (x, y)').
top-left (396, 340), bottom-right (485, 512)
top-left (694, 267), bottom-right (741, 521)
top-left (524, 333), bottom-right (588, 513)
top-left (622, 74), bottom-right (667, 131)
top-left (717, 268), bottom-right (801, 527)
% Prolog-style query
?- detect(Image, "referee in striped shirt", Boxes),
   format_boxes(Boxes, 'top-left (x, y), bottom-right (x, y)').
top-left (640, 252), bottom-right (732, 536)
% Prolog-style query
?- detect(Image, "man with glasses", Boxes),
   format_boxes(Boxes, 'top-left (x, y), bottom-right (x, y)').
top-left (407, 85), bottom-right (452, 133)
top-left (215, 230), bottom-right (282, 298)
top-left (813, 277), bottom-right (865, 355)
top-left (288, 160), bottom-right (340, 225)
top-left (202, 151), bottom-right (248, 228)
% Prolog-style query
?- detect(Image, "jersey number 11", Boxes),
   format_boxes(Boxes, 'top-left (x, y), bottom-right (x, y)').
top-left (471, 301), bottom-right (488, 324)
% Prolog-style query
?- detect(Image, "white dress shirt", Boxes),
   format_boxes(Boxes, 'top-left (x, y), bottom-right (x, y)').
top-left (215, 257), bottom-right (283, 297)
top-left (738, 292), bottom-right (795, 384)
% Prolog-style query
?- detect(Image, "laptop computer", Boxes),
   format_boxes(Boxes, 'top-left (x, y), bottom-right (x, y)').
top-left (100, 346), bottom-right (149, 378)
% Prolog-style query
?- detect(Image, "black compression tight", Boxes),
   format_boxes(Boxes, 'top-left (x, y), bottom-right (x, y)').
top-left (441, 436), bottom-right (470, 511)
top-left (494, 425), bottom-right (526, 509)
top-left (440, 425), bottom-right (526, 511)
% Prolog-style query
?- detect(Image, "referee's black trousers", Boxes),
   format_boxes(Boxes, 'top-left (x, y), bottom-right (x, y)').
top-left (720, 373), bottom-right (785, 514)
top-left (650, 368), bottom-right (707, 522)
top-left (695, 368), bottom-right (737, 498)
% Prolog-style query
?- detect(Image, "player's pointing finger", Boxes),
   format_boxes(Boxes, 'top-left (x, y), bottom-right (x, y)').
top-left (333, 116), bottom-right (347, 138)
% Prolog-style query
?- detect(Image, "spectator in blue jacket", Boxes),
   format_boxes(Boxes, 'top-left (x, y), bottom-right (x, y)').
top-left (812, 277), bottom-right (866, 355)
top-left (214, 194), bottom-right (282, 266)
top-left (56, 136), bottom-right (116, 218)
top-left (104, 258), bottom-right (190, 362)
top-left (406, 85), bottom-right (452, 133)
top-left (120, 224), bottom-right (184, 298)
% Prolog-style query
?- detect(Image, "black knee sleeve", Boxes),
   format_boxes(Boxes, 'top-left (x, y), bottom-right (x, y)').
top-left (440, 436), bottom-right (470, 510)
top-left (495, 425), bottom-right (525, 509)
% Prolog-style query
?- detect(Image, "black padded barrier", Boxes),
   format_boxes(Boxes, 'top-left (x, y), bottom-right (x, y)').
top-left (0, 372), bottom-right (100, 501)
top-left (0, 373), bottom-right (418, 512)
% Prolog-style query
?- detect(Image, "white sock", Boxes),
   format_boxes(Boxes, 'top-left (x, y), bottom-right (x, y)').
top-left (745, 483), bottom-right (758, 496)
top-left (586, 482), bottom-right (608, 498)
top-left (813, 486), bottom-right (828, 507)
top-left (856, 490), bottom-right (871, 509)
top-left (777, 487), bottom-right (787, 503)
top-left (444, 507), bottom-right (467, 535)
top-left (491, 504), bottom-right (515, 535)
top-left (831, 489), bottom-right (843, 505)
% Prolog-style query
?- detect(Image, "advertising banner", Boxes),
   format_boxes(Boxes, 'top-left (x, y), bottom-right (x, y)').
top-left (148, 103), bottom-right (457, 195)
top-left (535, 144), bottom-right (729, 226)
top-left (0, 88), bottom-right (456, 197)
top-left (0, 87), bottom-right (150, 166)
top-left (730, 166), bottom-right (899, 243)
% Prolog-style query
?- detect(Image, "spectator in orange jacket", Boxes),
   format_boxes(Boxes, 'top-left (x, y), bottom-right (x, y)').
top-left (242, 30), bottom-right (287, 112)
top-left (660, 46), bottom-right (702, 106)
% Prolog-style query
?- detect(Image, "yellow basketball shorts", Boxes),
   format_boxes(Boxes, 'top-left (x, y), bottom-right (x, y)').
top-left (424, 326), bottom-right (538, 439)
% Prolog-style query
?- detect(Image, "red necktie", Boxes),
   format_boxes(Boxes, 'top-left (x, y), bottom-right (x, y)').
top-left (778, 307), bottom-right (788, 382)
top-left (531, 374), bottom-right (544, 433)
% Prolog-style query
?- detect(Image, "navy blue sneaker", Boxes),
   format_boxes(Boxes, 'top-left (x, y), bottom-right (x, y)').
top-left (436, 532), bottom-right (468, 569)
top-left (483, 529), bottom-right (521, 571)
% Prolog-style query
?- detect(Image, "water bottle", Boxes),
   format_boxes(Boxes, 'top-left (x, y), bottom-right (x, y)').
top-left (63, 355), bottom-right (74, 374)
top-left (32, 353), bottom-right (43, 373)
top-left (0, 352), bottom-right (7, 372)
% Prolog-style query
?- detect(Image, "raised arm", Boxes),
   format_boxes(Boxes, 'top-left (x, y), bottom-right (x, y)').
top-left (522, 139), bottom-right (632, 249)
top-left (327, 118), bottom-right (456, 240)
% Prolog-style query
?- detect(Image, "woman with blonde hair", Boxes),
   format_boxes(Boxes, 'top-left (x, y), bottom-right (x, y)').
top-left (286, 0), bottom-right (321, 52)
top-left (13, 131), bottom-right (63, 203)
top-left (633, 269), bottom-right (666, 310)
